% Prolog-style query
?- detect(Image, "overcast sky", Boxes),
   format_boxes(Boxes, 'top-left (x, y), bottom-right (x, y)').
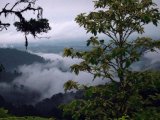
top-left (0, 0), bottom-right (160, 44)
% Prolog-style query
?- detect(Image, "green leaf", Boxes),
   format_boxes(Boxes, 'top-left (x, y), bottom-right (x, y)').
top-left (125, 59), bottom-right (131, 68)
top-left (152, 19), bottom-right (158, 26)
top-left (63, 80), bottom-right (79, 92)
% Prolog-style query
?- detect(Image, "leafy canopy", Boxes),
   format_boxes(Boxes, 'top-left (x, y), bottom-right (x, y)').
top-left (62, 0), bottom-right (160, 119)
top-left (64, 0), bottom-right (160, 82)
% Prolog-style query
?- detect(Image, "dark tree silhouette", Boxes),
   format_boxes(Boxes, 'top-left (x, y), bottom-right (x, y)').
top-left (0, 0), bottom-right (51, 49)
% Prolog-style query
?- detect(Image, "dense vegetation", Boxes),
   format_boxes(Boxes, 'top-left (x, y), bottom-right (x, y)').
top-left (61, 71), bottom-right (160, 119)
top-left (0, 108), bottom-right (55, 120)
top-left (0, 48), bottom-right (45, 71)
top-left (0, 91), bottom-right (84, 119)
top-left (0, 71), bottom-right (159, 120)
top-left (62, 0), bottom-right (160, 119)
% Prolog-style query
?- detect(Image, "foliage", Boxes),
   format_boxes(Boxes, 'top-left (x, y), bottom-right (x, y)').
top-left (0, 0), bottom-right (51, 49)
top-left (0, 117), bottom-right (55, 120)
top-left (0, 108), bottom-right (10, 118)
top-left (118, 115), bottom-right (129, 120)
top-left (62, 0), bottom-right (160, 119)
top-left (61, 71), bottom-right (160, 120)
top-left (134, 107), bottom-right (160, 120)
top-left (14, 19), bottom-right (50, 38)
top-left (63, 80), bottom-right (79, 92)
top-left (0, 108), bottom-right (56, 120)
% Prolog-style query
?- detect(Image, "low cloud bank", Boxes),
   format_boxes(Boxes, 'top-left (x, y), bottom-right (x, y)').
top-left (0, 49), bottom-right (160, 104)
top-left (143, 49), bottom-right (160, 64)
top-left (0, 52), bottom-right (106, 104)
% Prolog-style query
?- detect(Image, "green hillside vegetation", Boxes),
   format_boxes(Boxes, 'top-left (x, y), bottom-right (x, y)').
top-left (0, 48), bottom-right (45, 71)
top-left (61, 71), bottom-right (160, 119)
top-left (0, 117), bottom-right (55, 120)
top-left (0, 108), bottom-right (55, 120)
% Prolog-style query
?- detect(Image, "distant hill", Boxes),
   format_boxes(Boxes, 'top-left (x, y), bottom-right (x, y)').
top-left (0, 48), bottom-right (46, 71)
top-left (145, 61), bottom-right (160, 70)
top-left (0, 91), bottom-right (84, 119)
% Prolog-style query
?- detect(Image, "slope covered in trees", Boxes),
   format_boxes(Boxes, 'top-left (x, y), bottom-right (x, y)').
top-left (0, 48), bottom-right (45, 71)
top-left (0, 70), bottom-right (159, 120)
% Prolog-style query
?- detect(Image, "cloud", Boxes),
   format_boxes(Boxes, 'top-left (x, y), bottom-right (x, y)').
top-left (130, 49), bottom-right (160, 71)
top-left (37, 0), bottom-right (94, 21)
top-left (0, 52), bottom-right (106, 104)
top-left (143, 49), bottom-right (160, 64)
top-left (0, 0), bottom-right (94, 43)
top-left (10, 49), bottom-right (160, 104)
top-left (14, 53), bottom-right (106, 98)
top-left (0, 0), bottom-right (159, 43)
top-left (48, 21), bottom-right (90, 40)
top-left (0, 48), bottom-right (159, 105)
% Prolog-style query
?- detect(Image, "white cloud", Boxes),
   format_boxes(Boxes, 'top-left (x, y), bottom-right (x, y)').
top-left (0, 0), bottom-right (159, 43)
top-left (9, 53), bottom-right (107, 101)
top-left (11, 49), bottom-right (159, 102)
top-left (48, 21), bottom-right (90, 40)
top-left (144, 49), bottom-right (160, 64)
top-left (0, 52), bottom-right (107, 104)
top-left (0, 0), bottom-right (93, 43)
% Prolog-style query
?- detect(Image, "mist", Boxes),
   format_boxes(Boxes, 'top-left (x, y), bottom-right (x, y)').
top-left (143, 49), bottom-right (160, 64)
top-left (0, 48), bottom-right (159, 105)
top-left (0, 52), bottom-right (107, 104)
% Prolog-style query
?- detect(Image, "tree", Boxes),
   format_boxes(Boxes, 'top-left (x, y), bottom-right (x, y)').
top-left (0, 108), bottom-right (10, 118)
top-left (62, 0), bottom-right (160, 119)
top-left (0, 0), bottom-right (51, 49)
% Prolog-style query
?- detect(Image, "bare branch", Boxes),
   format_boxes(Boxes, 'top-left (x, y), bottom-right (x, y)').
top-left (0, 0), bottom-right (51, 49)
top-left (0, 22), bottom-right (10, 31)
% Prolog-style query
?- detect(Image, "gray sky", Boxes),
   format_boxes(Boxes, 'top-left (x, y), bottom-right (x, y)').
top-left (0, 0), bottom-right (160, 44)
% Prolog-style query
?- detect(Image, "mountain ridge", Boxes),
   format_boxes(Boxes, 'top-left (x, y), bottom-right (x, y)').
top-left (0, 48), bottom-right (46, 71)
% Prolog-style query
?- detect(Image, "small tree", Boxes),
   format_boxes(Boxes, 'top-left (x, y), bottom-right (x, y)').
top-left (0, 0), bottom-right (51, 49)
top-left (62, 0), bottom-right (160, 119)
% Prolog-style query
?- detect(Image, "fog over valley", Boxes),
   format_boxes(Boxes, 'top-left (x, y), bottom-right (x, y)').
top-left (0, 45), bottom-right (160, 106)
top-left (0, 46), bottom-right (107, 105)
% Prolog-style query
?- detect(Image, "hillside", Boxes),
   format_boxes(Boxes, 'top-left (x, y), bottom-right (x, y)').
top-left (0, 48), bottom-right (45, 71)
top-left (0, 91), bottom-right (84, 119)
